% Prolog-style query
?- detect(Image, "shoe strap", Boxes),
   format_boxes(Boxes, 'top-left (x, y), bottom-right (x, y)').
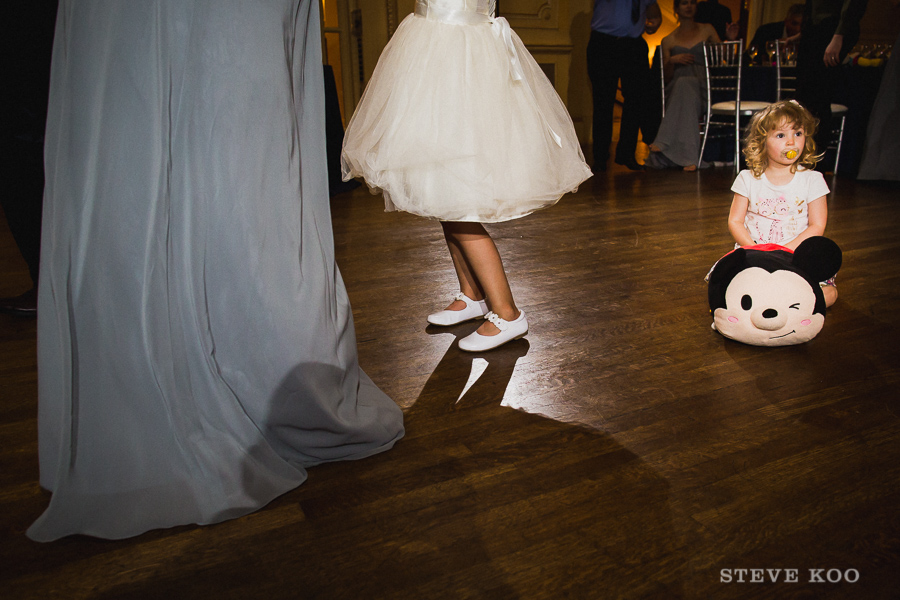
top-left (455, 292), bottom-right (487, 308)
top-left (484, 311), bottom-right (508, 331)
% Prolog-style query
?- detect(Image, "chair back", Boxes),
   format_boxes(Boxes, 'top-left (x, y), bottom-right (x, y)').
top-left (775, 40), bottom-right (797, 100)
top-left (700, 39), bottom-right (744, 170)
top-left (703, 39), bottom-right (744, 110)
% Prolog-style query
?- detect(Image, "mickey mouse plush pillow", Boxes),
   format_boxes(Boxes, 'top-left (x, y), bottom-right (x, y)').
top-left (707, 237), bottom-right (842, 347)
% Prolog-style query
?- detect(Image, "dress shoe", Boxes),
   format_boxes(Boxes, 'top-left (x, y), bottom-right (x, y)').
top-left (427, 292), bottom-right (488, 326)
top-left (0, 287), bottom-right (37, 317)
top-left (458, 310), bottom-right (528, 352)
top-left (614, 158), bottom-right (645, 171)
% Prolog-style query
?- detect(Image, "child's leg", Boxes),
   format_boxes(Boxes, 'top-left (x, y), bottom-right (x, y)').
top-left (441, 221), bottom-right (519, 335)
top-left (441, 222), bottom-right (486, 312)
top-left (822, 283), bottom-right (838, 307)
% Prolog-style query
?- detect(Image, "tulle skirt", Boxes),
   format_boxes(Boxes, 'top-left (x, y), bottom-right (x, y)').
top-left (341, 12), bottom-right (591, 223)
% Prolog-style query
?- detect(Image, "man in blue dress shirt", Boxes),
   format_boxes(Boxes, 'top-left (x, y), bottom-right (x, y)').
top-left (587, 0), bottom-right (659, 172)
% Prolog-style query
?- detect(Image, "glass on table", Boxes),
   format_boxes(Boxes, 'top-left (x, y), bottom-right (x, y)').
top-left (748, 45), bottom-right (759, 64)
top-left (765, 40), bottom-right (777, 65)
top-left (784, 44), bottom-right (796, 66)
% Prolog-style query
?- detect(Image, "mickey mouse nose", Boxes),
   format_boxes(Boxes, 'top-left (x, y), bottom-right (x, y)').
top-left (751, 308), bottom-right (787, 331)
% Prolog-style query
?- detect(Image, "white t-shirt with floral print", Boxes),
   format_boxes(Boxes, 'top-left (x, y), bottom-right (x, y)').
top-left (731, 168), bottom-right (830, 246)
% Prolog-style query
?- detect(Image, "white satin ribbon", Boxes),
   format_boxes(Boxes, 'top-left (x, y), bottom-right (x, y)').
top-left (491, 16), bottom-right (525, 82)
top-left (413, 1), bottom-right (562, 147)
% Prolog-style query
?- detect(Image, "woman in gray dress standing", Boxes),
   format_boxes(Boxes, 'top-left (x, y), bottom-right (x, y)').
top-left (646, 0), bottom-right (736, 171)
top-left (27, 0), bottom-right (404, 542)
top-left (857, 30), bottom-right (900, 182)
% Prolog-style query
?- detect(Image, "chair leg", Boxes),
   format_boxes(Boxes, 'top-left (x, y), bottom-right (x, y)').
top-left (833, 114), bottom-right (846, 174)
top-left (698, 117), bottom-right (710, 166)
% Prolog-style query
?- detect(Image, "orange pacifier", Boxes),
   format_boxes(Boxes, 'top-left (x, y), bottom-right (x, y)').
top-left (782, 148), bottom-right (799, 160)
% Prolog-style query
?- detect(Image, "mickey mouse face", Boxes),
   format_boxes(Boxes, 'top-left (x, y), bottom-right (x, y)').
top-left (713, 267), bottom-right (824, 346)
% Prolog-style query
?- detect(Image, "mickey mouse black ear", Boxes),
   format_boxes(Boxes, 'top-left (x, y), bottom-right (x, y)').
top-left (708, 248), bottom-right (748, 312)
top-left (709, 248), bottom-right (747, 285)
top-left (793, 237), bottom-right (842, 282)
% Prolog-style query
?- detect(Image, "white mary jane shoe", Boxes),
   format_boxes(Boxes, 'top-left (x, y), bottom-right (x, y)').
top-left (427, 292), bottom-right (489, 326)
top-left (458, 310), bottom-right (528, 352)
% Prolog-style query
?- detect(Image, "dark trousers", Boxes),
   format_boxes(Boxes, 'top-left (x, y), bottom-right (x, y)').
top-left (642, 43), bottom-right (663, 145)
top-left (1, 128), bottom-right (44, 284)
top-left (586, 30), bottom-right (649, 166)
top-left (1, 0), bottom-right (58, 286)
top-left (797, 18), bottom-right (857, 166)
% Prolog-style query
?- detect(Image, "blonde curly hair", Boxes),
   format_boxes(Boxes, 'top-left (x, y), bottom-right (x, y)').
top-left (742, 100), bottom-right (822, 178)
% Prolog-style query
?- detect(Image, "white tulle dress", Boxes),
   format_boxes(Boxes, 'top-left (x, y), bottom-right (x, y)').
top-left (341, 0), bottom-right (591, 223)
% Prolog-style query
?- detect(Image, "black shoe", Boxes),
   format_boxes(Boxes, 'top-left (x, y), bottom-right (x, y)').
top-left (591, 161), bottom-right (608, 173)
top-left (615, 159), bottom-right (645, 171)
top-left (0, 288), bottom-right (37, 317)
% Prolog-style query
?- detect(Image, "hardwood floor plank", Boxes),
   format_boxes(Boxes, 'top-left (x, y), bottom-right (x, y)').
top-left (2, 168), bottom-right (898, 598)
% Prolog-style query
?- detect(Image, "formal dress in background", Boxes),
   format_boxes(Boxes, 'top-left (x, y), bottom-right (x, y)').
top-left (647, 43), bottom-right (707, 168)
top-left (856, 30), bottom-right (900, 181)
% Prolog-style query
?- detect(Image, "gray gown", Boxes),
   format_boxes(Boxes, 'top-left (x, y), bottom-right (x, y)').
top-left (28, 0), bottom-right (404, 542)
top-left (648, 43), bottom-right (707, 168)
top-left (857, 31), bottom-right (900, 182)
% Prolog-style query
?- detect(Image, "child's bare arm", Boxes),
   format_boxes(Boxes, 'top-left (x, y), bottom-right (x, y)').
top-left (727, 193), bottom-right (755, 247)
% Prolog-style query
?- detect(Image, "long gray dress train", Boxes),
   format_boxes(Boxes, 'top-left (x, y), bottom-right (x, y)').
top-left (647, 43), bottom-right (706, 168)
top-left (857, 31), bottom-right (900, 182)
top-left (28, 0), bottom-right (404, 542)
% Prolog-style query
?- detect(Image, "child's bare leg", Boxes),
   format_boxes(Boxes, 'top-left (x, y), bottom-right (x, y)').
top-left (441, 221), bottom-right (519, 336)
top-left (441, 222), bottom-right (485, 311)
top-left (823, 284), bottom-right (838, 307)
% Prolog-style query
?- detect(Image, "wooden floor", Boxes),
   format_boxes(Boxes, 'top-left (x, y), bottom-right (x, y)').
top-left (2, 165), bottom-right (899, 599)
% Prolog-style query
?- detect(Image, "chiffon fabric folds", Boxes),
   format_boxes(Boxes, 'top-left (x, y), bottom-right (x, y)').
top-left (341, 0), bottom-right (592, 223)
top-left (28, 0), bottom-right (403, 542)
top-left (857, 31), bottom-right (900, 182)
